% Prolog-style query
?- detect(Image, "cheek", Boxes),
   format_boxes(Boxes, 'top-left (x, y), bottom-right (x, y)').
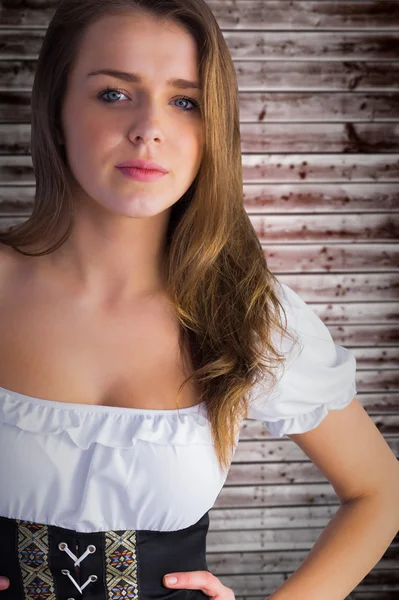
top-left (174, 126), bottom-right (202, 158)
top-left (70, 121), bottom-right (118, 174)
top-left (64, 100), bottom-right (108, 149)
top-left (77, 114), bottom-right (108, 147)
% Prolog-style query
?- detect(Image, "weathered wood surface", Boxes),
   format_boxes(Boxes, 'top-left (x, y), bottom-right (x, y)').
top-left (206, 546), bottom-right (399, 572)
top-left (232, 437), bottom-right (399, 464)
top-left (207, 525), bottom-right (397, 551)
top-left (1, 1), bottom-right (399, 29)
top-left (208, 494), bottom-right (399, 530)
top-left (225, 448), bottom-right (399, 485)
top-left (206, 524), bottom-right (399, 551)
top-left (200, 570), bottom-right (399, 597)
top-left (241, 413), bottom-right (399, 438)
top-left (215, 477), bottom-right (399, 509)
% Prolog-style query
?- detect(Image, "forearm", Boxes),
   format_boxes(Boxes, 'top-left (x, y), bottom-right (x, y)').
top-left (268, 492), bottom-right (399, 600)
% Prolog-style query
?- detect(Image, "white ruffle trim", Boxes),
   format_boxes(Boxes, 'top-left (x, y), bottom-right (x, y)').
top-left (0, 388), bottom-right (213, 449)
top-left (261, 381), bottom-right (357, 438)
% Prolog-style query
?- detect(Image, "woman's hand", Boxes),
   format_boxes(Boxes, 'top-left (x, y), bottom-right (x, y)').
top-left (0, 577), bottom-right (9, 591)
top-left (163, 571), bottom-right (235, 600)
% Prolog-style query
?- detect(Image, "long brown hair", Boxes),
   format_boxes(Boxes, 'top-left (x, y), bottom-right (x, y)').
top-left (0, 0), bottom-right (300, 474)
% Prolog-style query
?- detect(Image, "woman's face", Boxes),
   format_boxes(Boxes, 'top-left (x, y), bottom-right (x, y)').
top-left (59, 10), bottom-right (204, 219)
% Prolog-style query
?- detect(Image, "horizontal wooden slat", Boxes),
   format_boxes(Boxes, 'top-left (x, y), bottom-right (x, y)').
top-left (2, 30), bottom-right (399, 61)
top-left (233, 436), bottom-right (399, 465)
top-left (215, 479), bottom-right (399, 508)
top-left (228, 32), bottom-right (399, 62)
top-left (206, 526), bottom-right (391, 552)
top-left (298, 308), bottom-right (399, 328)
top-left (3, 123), bottom-right (399, 154)
top-left (225, 457), bottom-right (398, 485)
top-left (227, 459), bottom-right (304, 484)
top-left (1, 183), bottom-right (398, 213)
top-left (239, 123), bottom-right (399, 152)
top-left (233, 61), bottom-right (399, 92)
top-left (228, 454), bottom-right (397, 486)
top-left (234, 438), bottom-right (399, 469)
top-left (1, 1), bottom-right (399, 30)
top-left (208, 496), bottom-right (399, 530)
top-left (241, 154), bottom-right (399, 181)
top-left (239, 93), bottom-right (399, 122)
top-left (264, 246), bottom-right (399, 274)
top-left (209, 506), bottom-right (337, 534)
top-left (240, 415), bottom-right (399, 441)
top-left (206, 526), bottom-right (399, 552)
top-left (209, 1), bottom-right (399, 31)
top-left (207, 527), bottom-right (399, 555)
top-left (251, 213), bottom-right (399, 241)
top-left (206, 546), bottom-right (399, 574)
top-left (1, 89), bottom-right (399, 121)
top-left (243, 183), bottom-right (399, 212)
top-left (1, 154), bottom-right (399, 182)
top-left (269, 273), bottom-right (399, 302)
top-left (207, 570), bottom-right (399, 596)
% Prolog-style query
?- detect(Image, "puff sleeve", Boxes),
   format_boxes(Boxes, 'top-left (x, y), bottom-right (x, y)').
top-left (247, 281), bottom-right (357, 437)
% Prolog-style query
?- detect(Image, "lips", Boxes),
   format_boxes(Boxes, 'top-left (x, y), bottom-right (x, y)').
top-left (116, 159), bottom-right (168, 173)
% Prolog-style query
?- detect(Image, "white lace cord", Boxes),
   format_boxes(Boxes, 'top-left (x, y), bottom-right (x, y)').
top-left (59, 542), bottom-right (98, 595)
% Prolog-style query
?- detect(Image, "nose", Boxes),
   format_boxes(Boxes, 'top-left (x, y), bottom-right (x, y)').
top-left (131, 133), bottom-right (162, 144)
top-left (128, 113), bottom-right (164, 146)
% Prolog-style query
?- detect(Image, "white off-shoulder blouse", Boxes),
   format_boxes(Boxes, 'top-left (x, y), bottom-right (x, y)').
top-left (0, 281), bottom-right (357, 534)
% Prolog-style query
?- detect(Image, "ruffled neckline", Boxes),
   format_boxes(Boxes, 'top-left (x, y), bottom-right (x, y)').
top-left (0, 385), bottom-right (213, 449)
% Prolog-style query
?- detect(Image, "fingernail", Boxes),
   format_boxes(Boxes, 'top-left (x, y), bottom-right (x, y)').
top-left (165, 576), bottom-right (178, 584)
top-left (0, 577), bottom-right (9, 587)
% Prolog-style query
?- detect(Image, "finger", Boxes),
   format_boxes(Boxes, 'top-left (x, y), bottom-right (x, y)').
top-left (0, 577), bottom-right (10, 590)
top-left (163, 571), bottom-right (226, 596)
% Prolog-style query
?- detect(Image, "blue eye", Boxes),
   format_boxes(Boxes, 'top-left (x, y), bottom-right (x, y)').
top-left (98, 87), bottom-right (129, 104)
top-left (174, 95), bottom-right (200, 111)
top-left (97, 87), bottom-right (200, 112)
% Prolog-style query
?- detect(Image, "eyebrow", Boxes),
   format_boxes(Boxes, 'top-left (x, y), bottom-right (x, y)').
top-left (86, 69), bottom-right (202, 90)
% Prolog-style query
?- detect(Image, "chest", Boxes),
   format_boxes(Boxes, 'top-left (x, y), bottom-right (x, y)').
top-left (0, 270), bottom-right (200, 410)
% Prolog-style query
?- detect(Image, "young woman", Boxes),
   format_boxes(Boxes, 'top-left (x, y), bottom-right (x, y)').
top-left (0, 1), bottom-right (398, 599)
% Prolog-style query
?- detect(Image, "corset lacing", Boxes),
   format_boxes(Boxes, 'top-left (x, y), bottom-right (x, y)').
top-left (59, 542), bottom-right (98, 596)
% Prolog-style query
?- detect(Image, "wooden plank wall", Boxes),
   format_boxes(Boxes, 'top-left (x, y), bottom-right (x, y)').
top-left (0, 1), bottom-right (398, 598)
